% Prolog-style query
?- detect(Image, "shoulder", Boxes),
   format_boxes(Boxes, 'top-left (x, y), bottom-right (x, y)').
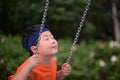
top-left (51, 57), bottom-right (57, 68)
top-left (16, 59), bottom-right (28, 73)
top-left (51, 57), bottom-right (57, 63)
top-left (8, 59), bottom-right (28, 80)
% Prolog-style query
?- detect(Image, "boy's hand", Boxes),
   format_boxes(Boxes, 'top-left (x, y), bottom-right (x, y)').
top-left (25, 54), bottom-right (40, 71)
top-left (61, 63), bottom-right (71, 77)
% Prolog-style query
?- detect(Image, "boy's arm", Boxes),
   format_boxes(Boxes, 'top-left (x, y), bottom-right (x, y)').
top-left (12, 54), bottom-right (40, 80)
top-left (12, 66), bottom-right (31, 80)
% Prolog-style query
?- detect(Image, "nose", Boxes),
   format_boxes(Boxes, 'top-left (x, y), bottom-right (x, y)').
top-left (50, 38), bottom-right (56, 44)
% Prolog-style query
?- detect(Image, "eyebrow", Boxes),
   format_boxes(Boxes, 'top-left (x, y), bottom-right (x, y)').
top-left (41, 34), bottom-right (53, 37)
top-left (40, 32), bottom-right (53, 38)
top-left (41, 35), bottom-right (48, 38)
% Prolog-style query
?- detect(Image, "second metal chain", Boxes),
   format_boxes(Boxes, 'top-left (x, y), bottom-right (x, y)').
top-left (66, 0), bottom-right (91, 64)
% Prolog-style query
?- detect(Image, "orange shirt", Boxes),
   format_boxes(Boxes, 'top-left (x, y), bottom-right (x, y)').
top-left (8, 58), bottom-right (57, 80)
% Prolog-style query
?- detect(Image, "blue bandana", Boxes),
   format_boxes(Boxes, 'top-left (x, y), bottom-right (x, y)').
top-left (27, 27), bottom-right (49, 51)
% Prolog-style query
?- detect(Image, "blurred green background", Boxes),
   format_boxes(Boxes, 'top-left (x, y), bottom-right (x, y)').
top-left (0, 0), bottom-right (120, 80)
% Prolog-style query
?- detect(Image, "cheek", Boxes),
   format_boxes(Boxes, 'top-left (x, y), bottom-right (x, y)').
top-left (38, 44), bottom-right (51, 52)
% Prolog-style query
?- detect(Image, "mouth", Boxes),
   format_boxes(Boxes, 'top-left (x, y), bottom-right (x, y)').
top-left (52, 46), bottom-right (58, 49)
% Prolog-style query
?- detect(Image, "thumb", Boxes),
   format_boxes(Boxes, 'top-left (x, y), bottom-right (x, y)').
top-left (62, 63), bottom-right (68, 69)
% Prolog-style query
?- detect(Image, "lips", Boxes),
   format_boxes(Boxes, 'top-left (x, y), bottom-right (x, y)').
top-left (52, 45), bottom-right (57, 49)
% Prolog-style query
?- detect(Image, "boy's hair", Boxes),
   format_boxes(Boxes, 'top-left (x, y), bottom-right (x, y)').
top-left (22, 24), bottom-right (49, 56)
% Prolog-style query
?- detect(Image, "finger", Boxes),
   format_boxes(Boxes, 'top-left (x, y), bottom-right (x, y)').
top-left (62, 67), bottom-right (71, 73)
top-left (36, 60), bottom-right (40, 64)
top-left (32, 54), bottom-right (39, 57)
top-left (62, 63), bottom-right (69, 68)
top-left (65, 64), bottom-right (71, 68)
top-left (34, 58), bottom-right (40, 65)
top-left (33, 55), bottom-right (40, 58)
top-left (63, 64), bottom-right (71, 69)
top-left (31, 55), bottom-right (37, 59)
top-left (62, 71), bottom-right (70, 76)
top-left (63, 68), bottom-right (71, 73)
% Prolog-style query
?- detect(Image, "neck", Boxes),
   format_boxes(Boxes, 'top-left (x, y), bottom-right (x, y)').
top-left (40, 56), bottom-right (52, 66)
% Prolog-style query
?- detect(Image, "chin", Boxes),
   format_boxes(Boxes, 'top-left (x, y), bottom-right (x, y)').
top-left (52, 51), bottom-right (58, 55)
top-left (48, 52), bottom-right (57, 57)
top-left (53, 51), bottom-right (58, 54)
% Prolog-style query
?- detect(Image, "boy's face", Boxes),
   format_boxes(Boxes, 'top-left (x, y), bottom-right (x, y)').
top-left (38, 31), bottom-right (58, 57)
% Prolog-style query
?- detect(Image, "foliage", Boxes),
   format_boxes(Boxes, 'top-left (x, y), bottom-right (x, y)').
top-left (0, 34), bottom-right (29, 80)
top-left (57, 39), bottom-right (120, 80)
top-left (0, 35), bottom-right (120, 80)
top-left (0, 0), bottom-right (119, 40)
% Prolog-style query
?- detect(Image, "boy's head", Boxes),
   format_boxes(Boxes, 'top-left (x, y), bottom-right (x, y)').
top-left (22, 24), bottom-right (58, 56)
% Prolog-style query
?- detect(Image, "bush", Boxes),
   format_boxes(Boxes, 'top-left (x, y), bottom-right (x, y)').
top-left (0, 34), bottom-right (29, 80)
top-left (56, 39), bottom-right (120, 80)
top-left (0, 35), bottom-right (120, 80)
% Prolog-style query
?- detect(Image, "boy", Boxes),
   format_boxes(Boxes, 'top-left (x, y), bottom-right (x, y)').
top-left (8, 24), bottom-right (71, 80)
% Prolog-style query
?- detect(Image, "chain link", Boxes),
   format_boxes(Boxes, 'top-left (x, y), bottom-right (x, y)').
top-left (66, 0), bottom-right (91, 64)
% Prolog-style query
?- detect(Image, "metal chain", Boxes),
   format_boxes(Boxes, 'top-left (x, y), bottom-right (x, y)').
top-left (66, 0), bottom-right (91, 64)
top-left (35, 0), bottom-right (49, 55)
top-left (29, 0), bottom-right (49, 80)
top-left (29, 0), bottom-right (90, 79)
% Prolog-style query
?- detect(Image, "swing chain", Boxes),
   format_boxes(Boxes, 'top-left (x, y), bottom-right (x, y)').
top-left (41, 0), bottom-right (49, 26)
top-left (29, 0), bottom-right (49, 80)
top-left (66, 0), bottom-right (91, 64)
top-left (35, 0), bottom-right (49, 55)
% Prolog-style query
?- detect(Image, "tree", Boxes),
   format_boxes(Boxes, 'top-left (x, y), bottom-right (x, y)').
top-left (112, 2), bottom-right (120, 42)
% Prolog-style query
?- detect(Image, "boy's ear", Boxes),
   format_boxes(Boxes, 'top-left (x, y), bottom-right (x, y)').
top-left (30, 46), bottom-right (37, 54)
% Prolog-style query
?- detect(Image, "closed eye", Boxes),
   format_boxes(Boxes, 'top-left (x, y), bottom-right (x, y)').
top-left (43, 37), bottom-right (49, 40)
top-left (41, 36), bottom-right (49, 40)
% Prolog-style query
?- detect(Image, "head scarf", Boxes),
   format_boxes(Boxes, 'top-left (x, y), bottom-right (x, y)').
top-left (27, 27), bottom-right (49, 51)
